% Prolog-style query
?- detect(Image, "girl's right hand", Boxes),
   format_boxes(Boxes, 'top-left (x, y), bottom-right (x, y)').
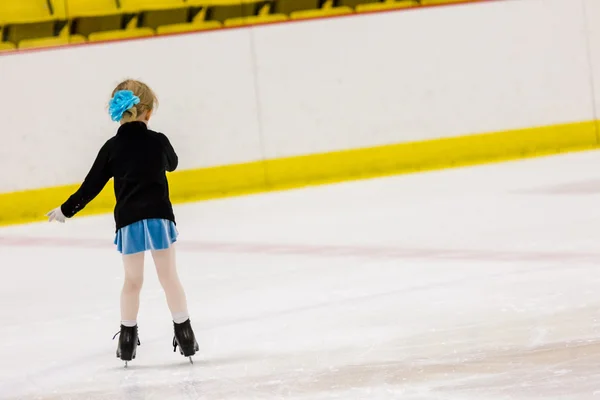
top-left (46, 207), bottom-right (66, 223)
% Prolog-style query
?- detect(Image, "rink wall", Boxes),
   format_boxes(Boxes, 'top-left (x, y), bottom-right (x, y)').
top-left (586, 0), bottom-right (600, 128)
top-left (0, 0), bottom-right (599, 225)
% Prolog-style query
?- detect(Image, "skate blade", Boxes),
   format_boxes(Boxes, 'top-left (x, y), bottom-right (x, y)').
top-left (189, 357), bottom-right (194, 365)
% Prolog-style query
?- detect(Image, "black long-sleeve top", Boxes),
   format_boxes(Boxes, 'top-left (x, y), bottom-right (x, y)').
top-left (61, 121), bottom-right (178, 231)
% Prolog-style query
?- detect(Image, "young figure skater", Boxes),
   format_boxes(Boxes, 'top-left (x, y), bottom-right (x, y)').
top-left (46, 79), bottom-right (199, 365)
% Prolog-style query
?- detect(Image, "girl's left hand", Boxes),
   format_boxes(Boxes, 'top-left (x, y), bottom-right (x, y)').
top-left (46, 207), bottom-right (66, 223)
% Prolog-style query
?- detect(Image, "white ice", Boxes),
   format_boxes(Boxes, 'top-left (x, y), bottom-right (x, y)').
top-left (2, 151), bottom-right (600, 400)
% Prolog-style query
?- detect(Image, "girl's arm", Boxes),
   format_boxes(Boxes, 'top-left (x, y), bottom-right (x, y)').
top-left (60, 140), bottom-right (113, 218)
top-left (159, 133), bottom-right (178, 172)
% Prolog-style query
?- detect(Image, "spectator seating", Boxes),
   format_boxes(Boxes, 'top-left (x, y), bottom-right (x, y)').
top-left (0, 0), bottom-right (487, 52)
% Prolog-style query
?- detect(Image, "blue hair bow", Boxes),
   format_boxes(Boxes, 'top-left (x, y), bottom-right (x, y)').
top-left (109, 90), bottom-right (140, 122)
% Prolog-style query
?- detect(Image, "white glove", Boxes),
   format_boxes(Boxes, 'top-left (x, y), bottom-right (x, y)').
top-left (46, 207), bottom-right (66, 223)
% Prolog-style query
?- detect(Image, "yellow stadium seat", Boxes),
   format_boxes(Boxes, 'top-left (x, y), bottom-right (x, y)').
top-left (156, 21), bottom-right (221, 34)
top-left (142, 9), bottom-right (189, 30)
top-left (88, 28), bottom-right (154, 42)
top-left (18, 36), bottom-right (70, 49)
top-left (356, 1), bottom-right (416, 12)
top-left (18, 34), bottom-right (86, 49)
top-left (290, 6), bottom-right (353, 20)
top-left (5, 23), bottom-right (56, 44)
top-left (0, 42), bottom-right (16, 52)
top-left (120, 0), bottom-right (186, 12)
top-left (273, 0), bottom-right (320, 15)
top-left (0, 1), bottom-right (55, 24)
top-left (73, 17), bottom-right (124, 37)
top-left (58, 0), bottom-right (122, 18)
top-left (52, 0), bottom-right (123, 38)
top-left (50, 0), bottom-right (122, 38)
top-left (205, 4), bottom-right (261, 23)
top-left (419, 0), bottom-right (471, 4)
top-left (49, 0), bottom-right (67, 19)
top-left (224, 13), bottom-right (287, 27)
top-left (48, 0), bottom-right (69, 19)
top-left (69, 34), bottom-right (87, 44)
top-left (339, 0), bottom-right (379, 8)
top-left (187, 0), bottom-right (271, 5)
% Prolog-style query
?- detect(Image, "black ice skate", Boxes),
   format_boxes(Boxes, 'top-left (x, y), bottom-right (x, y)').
top-left (173, 319), bottom-right (199, 364)
top-left (113, 325), bottom-right (141, 367)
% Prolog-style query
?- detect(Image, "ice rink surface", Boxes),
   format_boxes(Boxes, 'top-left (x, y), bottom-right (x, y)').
top-left (2, 151), bottom-right (600, 400)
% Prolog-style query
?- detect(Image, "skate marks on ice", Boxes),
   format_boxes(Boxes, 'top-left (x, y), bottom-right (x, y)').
top-left (7, 340), bottom-right (600, 400)
top-left (2, 235), bottom-right (600, 265)
top-left (3, 264), bottom-right (600, 400)
top-left (7, 309), bottom-right (600, 400)
top-left (2, 259), bottom-right (599, 400)
top-left (513, 178), bottom-right (600, 195)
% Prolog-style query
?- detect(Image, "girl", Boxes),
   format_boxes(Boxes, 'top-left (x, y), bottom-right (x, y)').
top-left (46, 79), bottom-right (199, 365)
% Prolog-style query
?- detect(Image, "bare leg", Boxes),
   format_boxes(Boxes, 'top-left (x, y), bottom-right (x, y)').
top-left (121, 252), bottom-right (145, 324)
top-left (151, 245), bottom-right (189, 321)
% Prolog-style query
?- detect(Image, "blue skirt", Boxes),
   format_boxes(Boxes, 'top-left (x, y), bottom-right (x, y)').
top-left (114, 219), bottom-right (178, 255)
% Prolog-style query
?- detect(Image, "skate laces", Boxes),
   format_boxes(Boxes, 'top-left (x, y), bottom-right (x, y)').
top-left (112, 328), bottom-right (141, 345)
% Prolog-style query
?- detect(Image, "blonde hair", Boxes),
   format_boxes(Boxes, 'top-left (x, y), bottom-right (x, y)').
top-left (111, 79), bottom-right (158, 123)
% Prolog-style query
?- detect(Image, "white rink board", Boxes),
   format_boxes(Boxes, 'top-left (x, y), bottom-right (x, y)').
top-left (584, 0), bottom-right (600, 121)
top-left (0, 0), bottom-right (597, 191)
top-left (0, 30), bottom-right (262, 191)
top-left (254, 0), bottom-right (594, 158)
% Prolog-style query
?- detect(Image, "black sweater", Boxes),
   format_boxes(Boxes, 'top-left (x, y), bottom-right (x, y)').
top-left (61, 121), bottom-right (178, 231)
